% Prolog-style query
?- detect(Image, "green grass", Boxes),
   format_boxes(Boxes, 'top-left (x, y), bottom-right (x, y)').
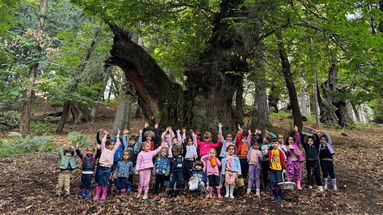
top-left (30, 121), bottom-right (57, 131)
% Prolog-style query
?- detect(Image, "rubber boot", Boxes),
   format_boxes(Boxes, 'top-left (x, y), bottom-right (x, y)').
top-left (100, 187), bottom-right (108, 200)
top-left (332, 178), bottom-right (337, 191)
top-left (127, 182), bottom-right (133, 192)
top-left (78, 189), bottom-right (84, 198)
top-left (296, 180), bottom-right (302, 190)
top-left (121, 188), bottom-right (126, 194)
top-left (271, 187), bottom-right (277, 200)
top-left (167, 189), bottom-right (174, 199)
top-left (255, 189), bottom-right (260, 197)
top-left (143, 191), bottom-right (148, 200)
top-left (224, 186), bottom-right (230, 198)
top-left (116, 189), bottom-right (121, 195)
top-left (84, 189), bottom-right (90, 200)
top-left (323, 178), bottom-right (328, 190)
top-left (216, 187), bottom-right (222, 199)
top-left (93, 187), bottom-right (102, 200)
top-left (207, 187), bottom-right (213, 198)
top-left (229, 186), bottom-right (235, 199)
top-left (276, 187), bottom-right (283, 201)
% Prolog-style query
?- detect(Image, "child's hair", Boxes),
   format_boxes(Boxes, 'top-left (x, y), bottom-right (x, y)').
top-left (172, 145), bottom-right (183, 155)
top-left (64, 147), bottom-right (74, 156)
top-left (306, 136), bottom-right (315, 143)
top-left (264, 134), bottom-right (272, 142)
top-left (160, 147), bottom-right (169, 156)
top-left (209, 148), bottom-right (217, 154)
top-left (251, 141), bottom-right (260, 147)
top-left (86, 146), bottom-right (95, 152)
top-left (129, 135), bottom-right (138, 141)
top-left (320, 134), bottom-right (328, 142)
top-left (183, 135), bottom-right (193, 145)
top-left (203, 132), bottom-right (212, 140)
top-left (195, 161), bottom-right (203, 168)
top-left (285, 134), bottom-right (296, 145)
top-left (121, 151), bottom-right (131, 160)
top-left (144, 130), bottom-right (155, 138)
top-left (141, 141), bottom-right (151, 150)
top-left (271, 138), bottom-right (278, 143)
top-left (252, 133), bottom-right (263, 145)
top-left (226, 144), bottom-right (237, 153)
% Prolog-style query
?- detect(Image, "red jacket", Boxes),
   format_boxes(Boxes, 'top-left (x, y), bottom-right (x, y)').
top-left (268, 148), bottom-right (286, 170)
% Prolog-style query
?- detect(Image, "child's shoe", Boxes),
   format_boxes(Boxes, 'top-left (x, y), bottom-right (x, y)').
top-left (229, 186), bottom-right (234, 199)
top-left (332, 178), bottom-right (337, 191)
top-left (136, 190), bottom-right (142, 198)
top-left (78, 189), bottom-right (84, 198)
top-left (271, 188), bottom-right (277, 200)
top-left (276, 188), bottom-right (282, 201)
top-left (117, 189), bottom-right (122, 195)
top-left (152, 194), bottom-right (158, 199)
top-left (93, 187), bottom-right (102, 200)
top-left (308, 185), bottom-right (313, 189)
top-left (53, 194), bottom-right (60, 200)
top-left (296, 180), bottom-right (302, 190)
top-left (121, 188), bottom-right (126, 194)
top-left (100, 187), bottom-right (108, 200)
top-left (84, 189), bottom-right (90, 200)
top-left (323, 178), bottom-right (328, 189)
top-left (143, 191), bottom-right (148, 200)
top-left (246, 188), bottom-right (251, 195)
top-left (127, 182), bottom-right (133, 192)
top-left (318, 186), bottom-right (324, 192)
top-left (216, 187), bottom-right (222, 199)
top-left (255, 189), bottom-right (260, 197)
top-left (64, 193), bottom-right (70, 198)
top-left (224, 186), bottom-right (230, 198)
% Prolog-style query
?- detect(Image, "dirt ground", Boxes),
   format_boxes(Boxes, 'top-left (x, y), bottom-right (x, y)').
top-left (0, 107), bottom-right (382, 214)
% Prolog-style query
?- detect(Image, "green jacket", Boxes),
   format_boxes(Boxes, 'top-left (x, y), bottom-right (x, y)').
top-left (58, 146), bottom-right (78, 170)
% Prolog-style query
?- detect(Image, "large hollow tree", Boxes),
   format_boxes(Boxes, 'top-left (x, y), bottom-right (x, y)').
top-left (106, 0), bottom-right (251, 132)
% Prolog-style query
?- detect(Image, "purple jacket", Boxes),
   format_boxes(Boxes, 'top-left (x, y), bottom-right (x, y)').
top-left (285, 131), bottom-right (305, 164)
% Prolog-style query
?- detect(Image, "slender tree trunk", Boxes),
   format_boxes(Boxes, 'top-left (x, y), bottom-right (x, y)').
top-left (107, 0), bottom-right (251, 132)
top-left (276, 31), bottom-right (303, 130)
top-left (19, 0), bottom-right (48, 136)
top-left (56, 27), bottom-right (102, 133)
top-left (55, 101), bottom-right (71, 133)
top-left (313, 69), bottom-right (321, 128)
top-left (268, 85), bottom-right (279, 113)
top-left (252, 80), bottom-right (269, 129)
top-left (111, 74), bottom-right (133, 137)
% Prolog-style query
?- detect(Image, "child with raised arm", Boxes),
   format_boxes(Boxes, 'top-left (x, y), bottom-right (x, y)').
top-left (183, 133), bottom-right (197, 182)
top-left (135, 140), bottom-right (167, 199)
top-left (268, 138), bottom-right (287, 201)
top-left (141, 122), bottom-right (159, 151)
top-left (93, 130), bottom-right (121, 200)
top-left (319, 130), bottom-right (337, 190)
top-left (76, 143), bottom-right (100, 200)
top-left (152, 147), bottom-right (170, 199)
top-left (284, 126), bottom-right (305, 190)
top-left (193, 131), bottom-right (222, 157)
top-left (235, 125), bottom-right (251, 179)
top-left (260, 131), bottom-right (276, 192)
top-left (221, 145), bottom-right (241, 199)
top-left (201, 148), bottom-right (222, 198)
top-left (54, 144), bottom-right (78, 199)
top-left (301, 130), bottom-right (323, 191)
top-left (218, 123), bottom-right (237, 159)
top-left (246, 131), bottom-right (263, 196)
top-left (115, 151), bottom-right (135, 195)
top-left (123, 129), bottom-right (142, 192)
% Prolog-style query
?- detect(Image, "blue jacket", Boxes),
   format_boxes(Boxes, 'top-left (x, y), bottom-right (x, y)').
top-left (153, 156), bottom-right (170, 175)
top-left (123, 135), bottom-right (142, 164)
top-left (190, 169), bottom-right (207, 183)
top-left (116, 160), bottom-right (134, 178)
top-left (221, 155), bottom-right (242, 175)
top-left (113, 137), bottom-right (127, 162)
top-left (170, 155), bottom-right (184, 173)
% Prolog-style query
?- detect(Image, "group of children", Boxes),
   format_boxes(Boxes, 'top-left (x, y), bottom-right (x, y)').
top-left (54, 122), bottom-right (337, 201)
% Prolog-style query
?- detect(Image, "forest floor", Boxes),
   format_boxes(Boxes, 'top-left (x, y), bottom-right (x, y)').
top-left (0, 105), bottom-right (382, 214)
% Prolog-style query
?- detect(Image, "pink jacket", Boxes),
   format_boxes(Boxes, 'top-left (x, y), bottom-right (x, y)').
top-left (99, 135), bottom-right (120, 168)
top-left (193, 134), bottom-right (222, 157)
top-left (285, 131), bottom-right (305, 164)
top-left (135, 146), bottom-right (163, 171)
top-left (201, 155), bottom-right (221, 176)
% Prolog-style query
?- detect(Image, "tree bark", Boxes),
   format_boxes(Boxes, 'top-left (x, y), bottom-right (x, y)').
top-left (107, 0), bottom-right (250, 132)
top-left (19, 0), bottom-right (48, 136)
top-left (111, 73), bottom-right (133, 137)
top-left (268, 85), bottom-right (279, 113)
top-left (55, 101), bottom-right (71, 133)
top-left (252, 80), bottom-right (269, 129)
top-left (55, 27), bottom-right (102, 133)
top-left (276, 31), bottom-right (303, 130)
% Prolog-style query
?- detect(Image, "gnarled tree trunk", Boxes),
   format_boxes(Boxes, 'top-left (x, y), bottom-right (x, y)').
top-left (107, 0), bottom-right (250, 132)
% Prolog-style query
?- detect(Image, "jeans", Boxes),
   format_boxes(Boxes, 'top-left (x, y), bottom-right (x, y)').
top-left (169, 171), bottom-right (184, 190)
top-left (269, 169), bottom-right (282, 188)
top-left (96, 166), bottom-right (111, 187)
top-left (116, 177), bottom-right (128, 190)
top-left (320, 160), bottom-right (335, 179)
top-left (261, 160), bottom-right (270, 190)
top-left (80, 173), bottom-right (93, 189)
top-left (306, 160), bottom-right (322, 186)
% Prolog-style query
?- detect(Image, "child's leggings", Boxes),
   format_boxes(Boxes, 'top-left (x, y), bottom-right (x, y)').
top-left (247, 165), bottom-right (261, 189)
top-left (306, 160), bottom-right (322, 186)
top-left (153, 174), bottom-right (166, 194)
top-left (287, 161), bottom-right (302, 181)
top-left (225, 170), bottom-right (237, 187)
top-left (320, 160), bottom-right (335, 179)
top-left (138, 169), bottom-right (152, 192)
